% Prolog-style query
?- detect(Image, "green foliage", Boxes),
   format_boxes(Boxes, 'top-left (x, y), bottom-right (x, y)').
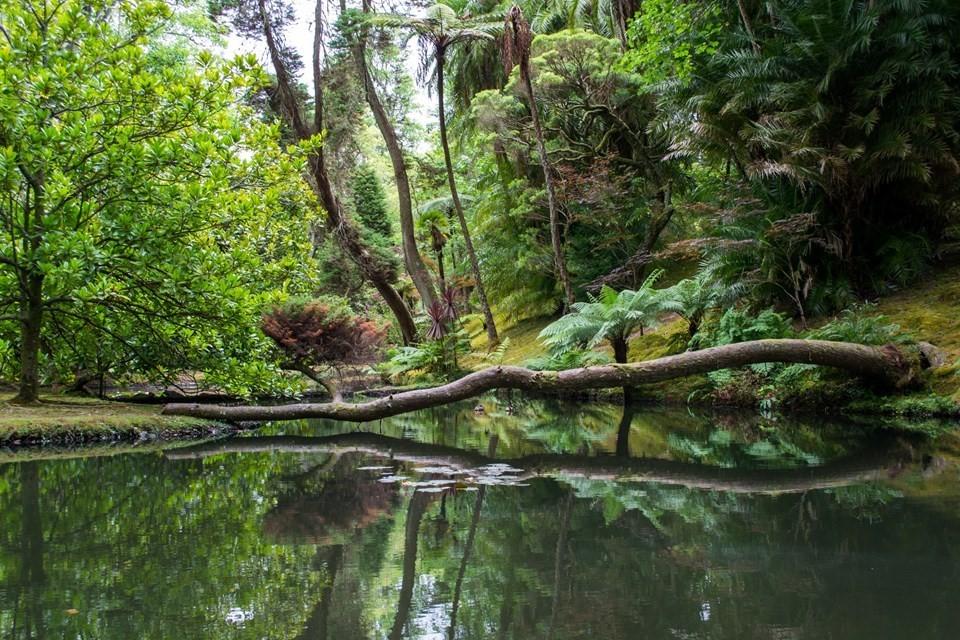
top-left (525, 348), bottom-right (612, 371)
top-left (807, 305), bottom-right (912, 346)
top-left (620, 0), bottom-right (723, 86)
top-left (661, 271), bottom-right (729, 336)
top-left (350, 164), bottom-right (393, 238)
top-left (690, 308), bottom-right (795, 351)
top-left (664, 0), bottom-right (960, 301)
top-left (538, 270), bottom-right (668, 361)
top-left (0, 0), bottom-right (317, 396)
top-left (379, 329), bottom-right (470, 382)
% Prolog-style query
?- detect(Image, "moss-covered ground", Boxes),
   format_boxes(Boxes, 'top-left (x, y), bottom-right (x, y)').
top-left (0, 394), bottom-right (217, 446)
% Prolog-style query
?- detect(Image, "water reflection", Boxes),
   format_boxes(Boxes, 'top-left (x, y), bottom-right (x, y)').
top-left (0, 396), bottom-right (959, 639)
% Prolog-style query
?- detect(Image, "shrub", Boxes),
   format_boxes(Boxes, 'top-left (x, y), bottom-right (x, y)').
top-left (689, 307), bottom-right (794, 350)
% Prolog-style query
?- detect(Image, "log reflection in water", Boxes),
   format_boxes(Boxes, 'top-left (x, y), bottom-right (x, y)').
top-left (167, 432), bottom-right (908, 494)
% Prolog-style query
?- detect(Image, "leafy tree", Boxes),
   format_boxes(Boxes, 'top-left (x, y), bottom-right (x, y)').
top-left (262, 297), bottom-right (386, 400)
top-left (0, 0), bottom-right (312, 401)
top-left (219, 0), bottom-right (420, 344)
top-left (340, 2), bottom-right (438, 310)
top-left (666, 0), bottom-right (960, 296)
top-left (620, 0), bottom-right (723, 85)
top-left (350, 164), bottom-right (393, 238)
top-left (503, 5), bottom-right (574, 310)
top-left (373, 3), bottom-right (501, 344)
top-left (416, 201), bottom-right (453, 292)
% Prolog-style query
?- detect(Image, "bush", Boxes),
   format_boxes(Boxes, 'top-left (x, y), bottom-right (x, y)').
top-left (689, 307), bottom-right (794, 350)
top-left (261, 296), bottom-right (386, 368)
top-left (807, 304), bottom-right (912, 346)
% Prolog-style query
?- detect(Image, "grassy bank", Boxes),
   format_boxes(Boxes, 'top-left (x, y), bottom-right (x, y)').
top-left (0, 394), bottom-right (221, 447)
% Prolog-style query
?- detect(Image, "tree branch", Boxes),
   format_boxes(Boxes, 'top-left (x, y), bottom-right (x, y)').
top-left (163, 339), bottom-right (923, 422)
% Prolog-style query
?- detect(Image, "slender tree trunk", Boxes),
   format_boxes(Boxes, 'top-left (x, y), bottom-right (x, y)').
top-left (611, 335), bottom-right (636, 403)
top-left (258, 0), bottom-right (417, 344)
top-left (165, 339), bottom-right (925, 422)
top-left (14, 274), bottom-right (44, 404)
top-left (354, 0), bottom-right (436, 310)
top-left (436, 50), bottom-right (499, 345)
top-left (520, 64), bottom-right (574, 310)
top-left (435, 246), bottom-right (447, 292)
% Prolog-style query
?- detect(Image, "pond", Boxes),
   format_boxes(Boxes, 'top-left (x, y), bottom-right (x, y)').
top-left (1, 394), bottom-right (959, 639)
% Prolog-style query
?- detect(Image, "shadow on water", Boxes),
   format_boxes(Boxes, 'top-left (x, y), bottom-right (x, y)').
top-left (1, 394), bottom-right (960, 639)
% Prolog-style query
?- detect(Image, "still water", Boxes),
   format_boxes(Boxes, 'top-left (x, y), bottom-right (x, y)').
top-left (1, 395), bottom-right (959, 639)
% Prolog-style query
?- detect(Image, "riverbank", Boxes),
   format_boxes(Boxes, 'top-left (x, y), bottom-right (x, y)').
top-left (0, 395), bottom-right (226, 447)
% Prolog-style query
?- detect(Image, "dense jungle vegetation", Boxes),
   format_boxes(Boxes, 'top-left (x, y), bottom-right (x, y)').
top-left (1, 0), bottom-right (959, 415)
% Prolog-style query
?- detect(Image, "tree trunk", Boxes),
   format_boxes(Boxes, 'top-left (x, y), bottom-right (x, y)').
top-left (284, 361), bottom-right (343, 402)
top-left (259, 0), bottom-right (417, 344)
top-left (14, 273), bottom-right (44, 404)
top-left (166, 431), bottom-right (907, 495)
top-left (436, 50), bottom-right (499, 345)
top-left (520, 64), bottom-right (574, 310)
top-left (354, 0), bottom-right (436, 310)
top-left (164, 339), bottom-right (924, 422)
top-left (611, 336), bottom-right (635, 403)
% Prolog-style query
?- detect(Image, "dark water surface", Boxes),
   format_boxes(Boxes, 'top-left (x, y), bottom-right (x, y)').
top-left (1, 395), bottom-right (959, 639)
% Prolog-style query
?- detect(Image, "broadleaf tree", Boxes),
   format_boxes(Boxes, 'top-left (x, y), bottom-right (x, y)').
top-left (0, 0), bottom-right (318, 400)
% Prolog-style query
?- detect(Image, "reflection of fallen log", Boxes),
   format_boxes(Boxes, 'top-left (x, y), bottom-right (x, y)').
top-left (163, 339), bottom-right (924, 422)
top-left (165, 432), bottom-right (906, 495)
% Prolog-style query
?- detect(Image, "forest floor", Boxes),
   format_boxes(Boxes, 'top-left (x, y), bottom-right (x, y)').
top-left (0, 394), bottom-right (220, 447)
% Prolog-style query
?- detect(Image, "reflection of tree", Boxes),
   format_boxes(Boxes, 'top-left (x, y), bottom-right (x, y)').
top-left (264, 453), bottom-right (397, 545)
top-left (3, 425), bottom-right (960, 640)
top-left (448, 437), bottom-right (497, 639)
top-left (546, 490), bottom-right (573, 640)
top-left (389, 492), bottom-right (432, 640)
top-left (615, 401), bottom-right (635, 457)
top-left (19, 462), bottom-right (45, 640)
top-left (294, 546), bottom-right (342, 640)
top-left (0, 454), bottom-right (326, 640)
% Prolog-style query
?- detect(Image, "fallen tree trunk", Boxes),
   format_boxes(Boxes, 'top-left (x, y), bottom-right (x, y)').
top-left (163, 339), bottom-right (921, 423)
top-left (164, 432), bottom-right (905, 495)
